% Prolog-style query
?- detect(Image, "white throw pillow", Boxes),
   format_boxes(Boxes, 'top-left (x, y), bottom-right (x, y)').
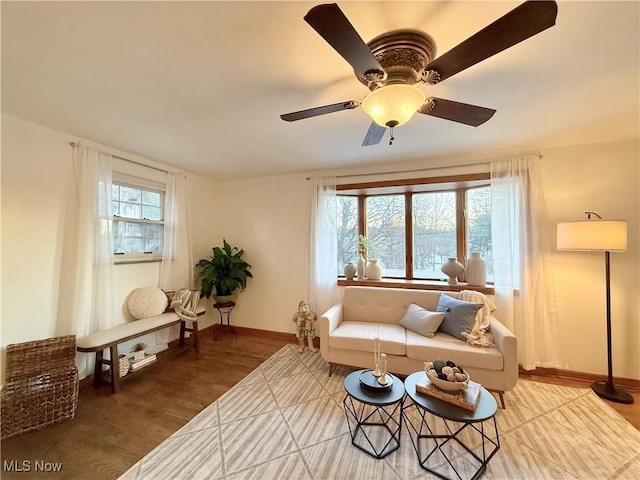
top-left (128, 287), bottom-right (169, 319)
top-left (399, 303), bottom-right (446, 338)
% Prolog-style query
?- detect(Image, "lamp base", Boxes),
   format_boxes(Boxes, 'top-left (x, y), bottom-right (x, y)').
top-left (591, 381), bottom-right (634, 404)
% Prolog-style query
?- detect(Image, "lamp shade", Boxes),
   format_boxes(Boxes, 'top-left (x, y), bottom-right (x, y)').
top-left (361, 84), bottom-right (426, 127)
top-left (557, 219), bottom-right (627, 252)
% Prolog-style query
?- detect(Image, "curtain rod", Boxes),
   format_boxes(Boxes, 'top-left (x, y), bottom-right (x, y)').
top-left (306, 164), bottom-right (485, 181)
top-left (306, 153), bottom-right (543, 180)
top-left (70, 141), bottom-right (176, 175)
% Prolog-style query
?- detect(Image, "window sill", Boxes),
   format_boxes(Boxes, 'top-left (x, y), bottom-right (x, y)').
top-left (337, 278), bottom-right (495, 295)
top-left (115, 255), bottom-right (162, 265)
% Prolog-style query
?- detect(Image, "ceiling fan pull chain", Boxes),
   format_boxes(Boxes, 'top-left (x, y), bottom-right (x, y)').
top-left (389, 127), bottom-right (395, 145)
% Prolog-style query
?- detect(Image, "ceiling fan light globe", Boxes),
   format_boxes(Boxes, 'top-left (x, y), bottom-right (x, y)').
top-left (362, 84), bottom-right (426, 128)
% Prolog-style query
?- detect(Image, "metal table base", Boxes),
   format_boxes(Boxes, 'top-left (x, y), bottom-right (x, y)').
top-left (403, 398), bottom-right (500, 480)
top-left (342, 370), bottom-right (405, 460)
top-left (402, 371), bottom-right (500, 480)
top-left (343, 393), bottom-right (403, 459)
top-left (213, 302), bottom-right (237, 340)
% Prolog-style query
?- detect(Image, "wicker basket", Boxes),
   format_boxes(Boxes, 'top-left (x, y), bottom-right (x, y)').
top-left (118, 355), bottom-right (130, 378)
top-left (1, 335), bottom-right (79, 440)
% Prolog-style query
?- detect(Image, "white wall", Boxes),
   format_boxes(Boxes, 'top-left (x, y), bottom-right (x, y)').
top-left (216, 139), bottom-right (639, 381)
top-left (0, 114), bottom-right (220, 382)
top-left (210, 175), bottom-right (310, 335)
top-left (540, 139), bottom-right (639, 380)
top-left (2, 112), bottom-right (638, 382)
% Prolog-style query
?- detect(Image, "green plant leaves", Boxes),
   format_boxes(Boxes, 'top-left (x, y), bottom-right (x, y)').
top-left (195, 239), bottom-right (253, 298)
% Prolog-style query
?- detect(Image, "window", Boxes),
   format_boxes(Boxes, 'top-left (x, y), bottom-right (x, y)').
top-left (337, 174), bottom-right (493, 282)
top-left (337, 196), bottom-right (358, 270)
top-left (367, 195), bottom-right (405, 277)
top-left (412, 191), bottom-right (456, 279)
top-left (466, 186), bottom-right (493, 282)
top-left (112, 182), bottom-right (164, 262)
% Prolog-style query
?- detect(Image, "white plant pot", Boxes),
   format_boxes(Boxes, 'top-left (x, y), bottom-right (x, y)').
top-left (366, 259), bottom-right (383, 280)
top-left (466, 252), bottom-right (487, 286)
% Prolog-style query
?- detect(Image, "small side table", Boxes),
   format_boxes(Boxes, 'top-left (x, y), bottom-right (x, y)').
top-left (403, 371), bottom-right (500, 480)
top-left (213, 302), bottom-right (237, 340)
top-left (343, 369), bottom-right (405, 459)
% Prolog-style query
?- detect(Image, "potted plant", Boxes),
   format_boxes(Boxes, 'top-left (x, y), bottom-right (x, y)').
top-left (131, 342), bottom-right (146, 361)
top-left (358, 235), bottom-right (385, 280)
top-left (196, 239), bottom-right (253, 304)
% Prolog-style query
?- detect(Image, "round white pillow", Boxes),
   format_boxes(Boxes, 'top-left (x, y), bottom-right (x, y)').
top-left (127, 287), bottom-right (169, 319)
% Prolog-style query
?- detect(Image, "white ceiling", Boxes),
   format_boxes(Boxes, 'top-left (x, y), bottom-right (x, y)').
top-left (2, 1), bottom-right (639, 181)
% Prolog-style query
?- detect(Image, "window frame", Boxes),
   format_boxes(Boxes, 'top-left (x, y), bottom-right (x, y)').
top-left (112, 179), bottom-right (165, 264)
top-left (337, 173), bottom-right (492, 289)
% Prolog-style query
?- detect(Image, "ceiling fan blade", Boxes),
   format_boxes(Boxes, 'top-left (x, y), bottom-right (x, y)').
top-left (280, 101), bottom-right (359, 122)
top-left (420, 98), bottom-right (496, 126)
top-left (425, 1), bottom-right (558, 83)
top-left (362, 121), bottom-right (386, 146)
top-left (304, 3), bottom-right (384, 79)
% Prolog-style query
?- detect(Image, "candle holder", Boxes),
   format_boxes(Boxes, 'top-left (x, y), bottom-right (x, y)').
top-left (372, 337), bottom-right (382, 376)
top-left (378, 353), bottom-right (388, 385)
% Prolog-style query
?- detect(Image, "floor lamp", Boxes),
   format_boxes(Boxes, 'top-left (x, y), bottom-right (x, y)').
top-left (557, 212), bottom-right (633, 404)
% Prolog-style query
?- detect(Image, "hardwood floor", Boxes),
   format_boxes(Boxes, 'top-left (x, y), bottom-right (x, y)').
top-left (1, 330), bottom-right (638, 480)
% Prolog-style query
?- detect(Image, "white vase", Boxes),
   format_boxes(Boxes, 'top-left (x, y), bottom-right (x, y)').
top-left (343, 262), bottom-right (356, 280)
top-left (357, 253), bottom-right (366, 279)
top-left (441, 258), bottom-right (464, 284)
top-left (366, 259), bottom-right (383, 280)
top-left (466, 252), bottom-right (487, 286)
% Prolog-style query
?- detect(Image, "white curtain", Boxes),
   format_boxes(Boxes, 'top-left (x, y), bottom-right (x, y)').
top-left (491, 155), bottom-right (567, 370)
top-left (158, 171), bottom-right (193, 343)
top-left (71, 145), bottom-right (116, 377)
top-left (159, 171), bottom-right (193, 291)
top-left (308, 176), bottom-right (338, 316)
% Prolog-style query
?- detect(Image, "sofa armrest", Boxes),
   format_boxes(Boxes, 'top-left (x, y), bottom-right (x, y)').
top-left (489, 316), bottom-right (518, 392)
top-left (319, 303), bottom-right (343, 360)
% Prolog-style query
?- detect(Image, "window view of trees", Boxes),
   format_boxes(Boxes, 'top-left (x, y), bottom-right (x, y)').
top-left (336, 175), bottom-right (493, 282)
top-left (112, 183), bottom-right (164, 255)
top-left (366, 195), bottom-right (405, 276)
top-left (337, 196), bottom-right (358, 272)
top-left (413, 192), bottom-right (456, 279)
top-left (466, 186), bottom-right (493, 280)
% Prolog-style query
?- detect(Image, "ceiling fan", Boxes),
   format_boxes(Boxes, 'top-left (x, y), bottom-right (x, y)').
top-left (280, 1), bottom-right (558, 146)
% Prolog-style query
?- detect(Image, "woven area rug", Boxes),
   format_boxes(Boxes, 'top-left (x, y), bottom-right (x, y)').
top-left (120, 344), bottom-right (640, 480)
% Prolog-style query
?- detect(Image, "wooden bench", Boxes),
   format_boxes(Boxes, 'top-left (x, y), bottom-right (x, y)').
top-left (76, 306), bottom-right (205, 393)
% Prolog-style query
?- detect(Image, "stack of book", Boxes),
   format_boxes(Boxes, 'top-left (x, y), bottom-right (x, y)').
top-left (416, 379), bottom-right (482, 412)
top-left (129, 354), bottom-right (157, 371)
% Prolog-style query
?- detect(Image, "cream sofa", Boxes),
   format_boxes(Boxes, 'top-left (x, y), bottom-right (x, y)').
top-left (319, 286), bottom-right (517, 407)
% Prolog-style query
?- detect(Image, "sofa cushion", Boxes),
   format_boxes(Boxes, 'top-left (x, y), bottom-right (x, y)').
top-left (399, 304), bottom-right (445, 338)
top-left (343, 286), bottom-right (446, 325)
top-left (328, 321), bottom-right (406, 356)
top-left (436, 294), bottom-right (483, 341)
top-left (405, 330), bottom-right (503, 371)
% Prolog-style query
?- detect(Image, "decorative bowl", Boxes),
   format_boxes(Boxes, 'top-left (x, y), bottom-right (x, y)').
top-left (424, 359), bottom-right (470, 392)
top-left (426, 370), bottom-right (469, 392)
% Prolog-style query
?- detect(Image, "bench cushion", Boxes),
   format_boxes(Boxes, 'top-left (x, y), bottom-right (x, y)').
top-left (77, 305), bottom-right (205, 351)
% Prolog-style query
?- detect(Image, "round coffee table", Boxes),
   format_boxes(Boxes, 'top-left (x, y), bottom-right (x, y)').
top-left (343, 369), bottom-right (405, 459)
top-left (403, 371), bottom-right (500, 479)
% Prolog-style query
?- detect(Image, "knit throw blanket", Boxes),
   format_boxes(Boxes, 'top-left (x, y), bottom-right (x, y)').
top-left (171, 289), bottom-right (201, 322)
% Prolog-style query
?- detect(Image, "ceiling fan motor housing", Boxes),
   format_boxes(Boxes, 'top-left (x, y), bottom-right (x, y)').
top-left (356, 30), bottom-right (437, 89)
